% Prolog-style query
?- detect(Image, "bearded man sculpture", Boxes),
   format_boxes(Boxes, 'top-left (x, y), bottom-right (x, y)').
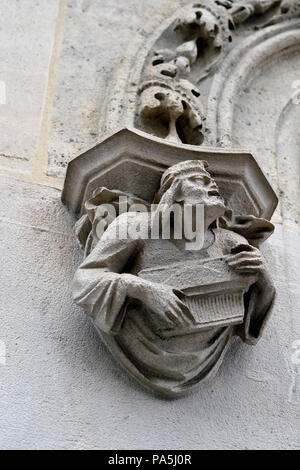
top-left (73, 160), bottom-right (275, 396)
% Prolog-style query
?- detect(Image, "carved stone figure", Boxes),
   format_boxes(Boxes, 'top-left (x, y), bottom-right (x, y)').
top-left (72, 160), bottom-right (275, 396)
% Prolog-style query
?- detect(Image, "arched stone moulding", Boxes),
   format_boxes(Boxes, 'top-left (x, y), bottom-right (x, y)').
top-left (207, 19), bottom-right (300, 147)
top-left (99, 1), bottom-right (300, 151)
top-left (275, 95), bottom-right (300, 226)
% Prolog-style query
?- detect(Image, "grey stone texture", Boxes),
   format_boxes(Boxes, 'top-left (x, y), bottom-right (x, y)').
top-left (0, 0), bottom-right (59, 168)
top-left (0, 175), bottom-right (299, 448)
top-left (0, 0), bottom-right (300, 449)
top-left (47, 0), bottom-right (187, 176)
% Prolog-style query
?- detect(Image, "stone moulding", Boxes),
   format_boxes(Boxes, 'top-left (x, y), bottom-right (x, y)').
top-left (206, 19), bottom-right (300, 145)
top-left (98, 1), bottom-right (300, 146)
top-left (61, 0), bottom-right (300, 396)
top-left (62, 127), bottom-right (278, 219)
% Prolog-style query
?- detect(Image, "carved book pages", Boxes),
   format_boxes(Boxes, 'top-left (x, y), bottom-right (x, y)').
top-left (138, 257), bottom-right (257, 334)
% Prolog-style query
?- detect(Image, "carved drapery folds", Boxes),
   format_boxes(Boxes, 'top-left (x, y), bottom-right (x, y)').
top-left (62, 129), bottom-right (278, 396)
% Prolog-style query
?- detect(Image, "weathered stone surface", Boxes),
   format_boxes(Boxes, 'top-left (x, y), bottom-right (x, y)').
top-left (231, 49), bottom-right (300, 228)
top-left (47, 0), bottom-right (186, 176)
top-left (0, 0), bottom-right (59, 169)
top-left (0, 176), bottom-right (299, 447)
top-left (0, 0), bottom-right (300, 449)
top-left (70, 158), bottom-right (276, 396)
top-left (97, 0), bottom-right (300, 230)
top-left (62, 127), bottom-right (278, 218)
top-left (228, 31), bottom-right (300, 212)
top-left (101, 0), bottom-right (300, 151)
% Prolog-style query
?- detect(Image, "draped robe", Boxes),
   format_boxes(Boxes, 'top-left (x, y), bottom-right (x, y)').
top-left (73, 212), bottom-right (275, 396)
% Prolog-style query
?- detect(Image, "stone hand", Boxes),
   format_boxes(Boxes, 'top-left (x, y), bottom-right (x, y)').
top-left (226, 244), bottom-right (267, 277)
top-left (127, 277), bottom-right (195, 329)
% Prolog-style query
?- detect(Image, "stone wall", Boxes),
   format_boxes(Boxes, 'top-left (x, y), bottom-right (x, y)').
top-left (0, 0), bottom-right (299, 449)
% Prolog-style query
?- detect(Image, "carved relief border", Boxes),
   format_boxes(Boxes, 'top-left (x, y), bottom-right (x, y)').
top-left (99, 0), bottom-right (300, 148)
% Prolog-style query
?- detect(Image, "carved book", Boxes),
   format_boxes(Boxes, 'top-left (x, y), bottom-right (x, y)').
top-left (138, 258), bottom-right (256, 335)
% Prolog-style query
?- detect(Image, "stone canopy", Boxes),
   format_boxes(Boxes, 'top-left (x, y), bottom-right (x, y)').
top-left (62, 127), bottom-right (278, 219)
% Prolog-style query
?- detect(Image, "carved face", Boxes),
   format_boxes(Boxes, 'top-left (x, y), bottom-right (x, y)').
top-left (158, 173), bottom-right (226, 229)
top-left (174, 174), bottom-right (223, 202)
top-left (161, 174), bottom-right (224, 207)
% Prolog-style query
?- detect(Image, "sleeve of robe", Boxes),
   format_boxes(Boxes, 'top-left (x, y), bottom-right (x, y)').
top-left (236, 266), bottom-right (276, 346)
top-left (72, 214), bottom-right (142, 335)
top-left (222, 228), bottom-right (276, 346)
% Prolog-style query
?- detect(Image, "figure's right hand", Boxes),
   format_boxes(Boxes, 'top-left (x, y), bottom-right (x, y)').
top-left (151, 284), bottom-right (195, 327)
top-left (130, 279), bottom-right (196, 330)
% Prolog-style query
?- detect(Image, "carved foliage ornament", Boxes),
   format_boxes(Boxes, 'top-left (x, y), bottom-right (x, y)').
top-left (61, 0), bottom-right (299, 396)
top-left (138, 0), bottom-right (300, 145)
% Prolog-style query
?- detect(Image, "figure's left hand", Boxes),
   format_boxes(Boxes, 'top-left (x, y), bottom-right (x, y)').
top-left (226, 244), bottom-right (266, 277)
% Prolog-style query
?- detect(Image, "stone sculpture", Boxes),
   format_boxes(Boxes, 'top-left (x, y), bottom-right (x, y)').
top-left (72, 160), bottom-right (275, 396)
